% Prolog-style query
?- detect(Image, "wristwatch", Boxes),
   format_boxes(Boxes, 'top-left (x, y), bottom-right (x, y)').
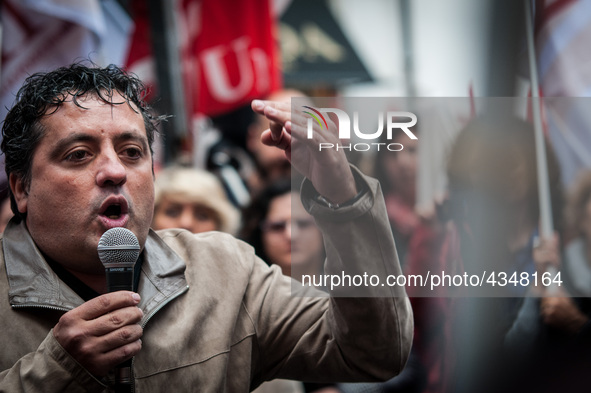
top-left (314, 189), bottom-right (365, 210)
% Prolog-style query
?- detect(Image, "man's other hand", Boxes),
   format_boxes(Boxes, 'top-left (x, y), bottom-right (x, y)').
top-left (251, 100), bottom-right (358, 205)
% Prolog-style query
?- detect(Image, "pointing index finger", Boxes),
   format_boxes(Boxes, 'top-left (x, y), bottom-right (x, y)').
top-left (252, 99), bottom-right (293, 142)
top-left (252, 100), bottom-right (291, 122)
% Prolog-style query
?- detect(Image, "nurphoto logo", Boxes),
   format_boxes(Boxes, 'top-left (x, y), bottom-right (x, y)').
top-left (303, 106), bottom-right (418, 151)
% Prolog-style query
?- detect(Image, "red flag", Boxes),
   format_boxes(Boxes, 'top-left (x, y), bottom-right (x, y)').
top-left (126, 0), bottom-right (282, 118)
top-left (187, 0), bottom-right (282, 116)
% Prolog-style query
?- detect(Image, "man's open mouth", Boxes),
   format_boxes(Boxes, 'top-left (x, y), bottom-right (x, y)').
top-left (99, 196), bottom-right (129, 223)
top-left (103, 204), bottom-right (122, 219)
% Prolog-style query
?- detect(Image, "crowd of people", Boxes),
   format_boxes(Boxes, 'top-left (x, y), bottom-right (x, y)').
top-left (145, 99), bottom-right (591, 392)
top-left (0, 62), bottom-right (589, 392)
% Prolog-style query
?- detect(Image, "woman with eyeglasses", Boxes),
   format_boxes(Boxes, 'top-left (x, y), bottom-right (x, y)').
top-left (240, 178), bottom-right (325, 282)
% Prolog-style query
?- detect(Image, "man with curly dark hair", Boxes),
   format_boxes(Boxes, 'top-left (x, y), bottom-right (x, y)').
top-left (0, 63), bottom-right (412, 392)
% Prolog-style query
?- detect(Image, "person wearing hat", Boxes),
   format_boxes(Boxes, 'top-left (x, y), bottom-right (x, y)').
top-left (152, 166), bottom-right (240, 235)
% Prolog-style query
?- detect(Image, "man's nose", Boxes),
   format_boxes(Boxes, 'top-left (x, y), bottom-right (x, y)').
top-left (96, 151), bottom-right (127, 187)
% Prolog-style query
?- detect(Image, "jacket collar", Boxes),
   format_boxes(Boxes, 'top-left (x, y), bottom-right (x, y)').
top-left (3, 220), bottom-right (188, 315)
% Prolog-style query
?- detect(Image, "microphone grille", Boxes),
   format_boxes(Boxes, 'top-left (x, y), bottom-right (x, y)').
top-left (97, 227), bottom-right (140, 266)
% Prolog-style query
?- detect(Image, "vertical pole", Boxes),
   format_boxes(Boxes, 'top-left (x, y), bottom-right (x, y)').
top-left (148, 0), bottom-right (188, 164)
top-left (399, 0), bottom-right (415, 98)
top-left (525, 0), bottom-right (554, 238)
top-left (524, 0), bottom-right (559, 294)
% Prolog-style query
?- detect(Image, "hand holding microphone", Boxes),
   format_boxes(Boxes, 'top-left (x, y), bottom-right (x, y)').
top-left (52, 228), bottom-right (143, 382)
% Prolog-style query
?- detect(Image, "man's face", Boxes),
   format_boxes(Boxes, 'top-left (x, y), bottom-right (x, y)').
top-left (10, 93), bottom-right (155, 275)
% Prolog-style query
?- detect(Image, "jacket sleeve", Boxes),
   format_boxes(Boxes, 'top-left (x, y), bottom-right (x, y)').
top-left (0, 331), bottom-right (106, 393)
top-left (245, 167), bottom-right (414, 386)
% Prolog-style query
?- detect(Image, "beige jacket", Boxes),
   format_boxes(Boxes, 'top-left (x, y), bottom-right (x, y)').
top-left (0, 173), bottom-right (413, 392)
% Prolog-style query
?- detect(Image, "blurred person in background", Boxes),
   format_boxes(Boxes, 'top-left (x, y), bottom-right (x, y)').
top-left (153, 166), bottom-right (240, 235)
top-left (558, 169), bottom-right (591, 301)
top-left (531, 170), bottom-right (591, 334)
top-left (405, 115), bottom-right (564, 393)
top-left (240, 178), bottom-right (325, 283)
top-left (445, 115), bottom-right (563, 393)
top-left (373, 129), bottom-right (420, 265)
top-left (510, 169), bottom-right (591, 393)
top-left (245, 89), bottom-right (308, 194)
top-left (205, 89), bottom-right (309, 209)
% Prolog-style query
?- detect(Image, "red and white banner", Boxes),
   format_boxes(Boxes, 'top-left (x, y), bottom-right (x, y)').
top-left (188, 0), bottom-right (282, 116)
top-left (126, 0), bottom-right (282, 118)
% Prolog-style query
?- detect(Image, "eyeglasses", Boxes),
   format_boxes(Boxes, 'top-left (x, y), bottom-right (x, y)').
top-left (261, 219), bottom-right (315, 233)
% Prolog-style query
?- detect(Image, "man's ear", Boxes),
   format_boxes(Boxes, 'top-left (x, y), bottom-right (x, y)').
top-left (9, 173), bottom-right (28, 214)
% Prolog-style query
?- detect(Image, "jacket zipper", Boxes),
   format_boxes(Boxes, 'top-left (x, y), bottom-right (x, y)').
top-left (11, 303), bottom-right (72, 312)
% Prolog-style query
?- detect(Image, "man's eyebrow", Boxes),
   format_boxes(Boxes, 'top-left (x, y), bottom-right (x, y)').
top-left (114, 131), bottom-right (149, 150)
top-left (49, 131), bottom-right (149, 160)
top-left (49, 133), bottom-right (96, 160)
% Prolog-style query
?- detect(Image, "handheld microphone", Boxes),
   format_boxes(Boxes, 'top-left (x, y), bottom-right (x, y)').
top-left (97, 227), bottom-right (140, 392)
